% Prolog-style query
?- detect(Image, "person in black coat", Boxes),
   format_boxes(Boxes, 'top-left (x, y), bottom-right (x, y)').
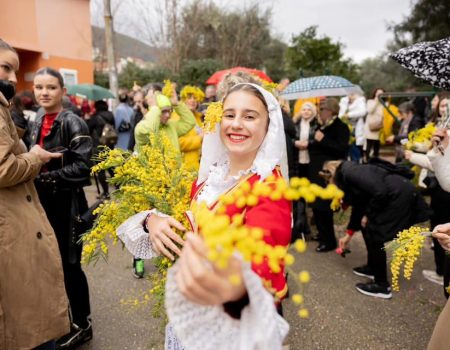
top-left (85, 100), bottom-right (116, 197)
top-left (291, 102), bottom-right (319, 241)
top-left (30, 67), bottom-right (93, 347)
top-left (128, 90), bottom-right (148, 151)
top-left (281, 107), bottom-right (297, 178)
top-left (324, 160), bottom-right (429, 298)
top-left (308, 98), bottom-right (350, 252)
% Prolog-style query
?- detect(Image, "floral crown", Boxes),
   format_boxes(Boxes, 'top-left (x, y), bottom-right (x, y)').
top-left (180, 85), bottom-right (205, 103)
top-left (162, 79), bottom-right (174, 98)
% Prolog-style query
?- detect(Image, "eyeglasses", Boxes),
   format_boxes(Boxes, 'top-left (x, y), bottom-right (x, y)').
top-left (319, 107), bottom-right (330, 112)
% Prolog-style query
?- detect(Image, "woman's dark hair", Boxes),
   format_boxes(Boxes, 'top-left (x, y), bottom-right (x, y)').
top-left (320, 97), bottom-right (340, 116)
top-left (0, 38), bottom-right (17, 54)
top-left (94, 100), bottom-right (108, 112)
top-left (142, 83), bottom-right (163, 96)
top-left (224, 84), bottom-right (268, 111)
top-left (35, 67), bottom-right (65, 88)
top-left (370, 87), bottom-right (385, 99)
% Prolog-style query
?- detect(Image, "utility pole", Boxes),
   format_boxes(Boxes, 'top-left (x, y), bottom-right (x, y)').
top-left (103, 0), bottom-right (118, 105)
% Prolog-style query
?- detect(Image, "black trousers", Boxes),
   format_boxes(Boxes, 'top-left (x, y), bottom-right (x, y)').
top-left (361, 229), bottom-right (388, 285)
top-left (62, 242), bottom-right (91, 328)
top-left (312, 208), bottom-right (336, 247)
top-left (365, 139), bottom-right (380, 160)
top-left (37, 186), bottom-right (91, 328)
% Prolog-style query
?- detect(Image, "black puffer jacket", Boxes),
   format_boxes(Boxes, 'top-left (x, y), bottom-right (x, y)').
top-left (29, 108), bottom-right (92, 187)
top-left (335, 161), bottom-right (429, 243)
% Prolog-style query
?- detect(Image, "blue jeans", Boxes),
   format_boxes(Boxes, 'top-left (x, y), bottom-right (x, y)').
top-left (350, 144), bottom-right (362, 163)
top-left (33, 340), bottom-right (55, 350)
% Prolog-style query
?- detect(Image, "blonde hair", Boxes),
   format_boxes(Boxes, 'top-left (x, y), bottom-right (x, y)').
top-left (216, 72), bottom-right (261, 101)
top-left (293, 101), bottom-right (317, 123)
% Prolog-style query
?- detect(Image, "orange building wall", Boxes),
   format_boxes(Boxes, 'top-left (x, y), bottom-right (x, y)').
top-left (35, 0), bottom-right (93, 61)
top-left (0, 0), bottom-right (41, 52)
top-left (15, 52), bottom-right (94, 92)
top-left (0, 0), bottom-right (93, 91)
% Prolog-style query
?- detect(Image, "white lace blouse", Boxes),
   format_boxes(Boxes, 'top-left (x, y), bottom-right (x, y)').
top-left (116, 161), bottom-right (290, 350)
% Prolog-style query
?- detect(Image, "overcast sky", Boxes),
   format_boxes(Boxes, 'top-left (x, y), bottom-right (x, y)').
top-left (91, 0), bottom-right (413, 63)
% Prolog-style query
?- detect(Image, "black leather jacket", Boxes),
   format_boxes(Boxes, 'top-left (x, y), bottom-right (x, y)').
top-left (29, 108), bottom-right (93, 188)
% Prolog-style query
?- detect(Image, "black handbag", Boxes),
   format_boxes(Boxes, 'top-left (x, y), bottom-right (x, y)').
top-left (118, 119), bottom-right (131, 132)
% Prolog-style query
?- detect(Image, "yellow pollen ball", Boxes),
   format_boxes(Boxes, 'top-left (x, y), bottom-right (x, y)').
top-left (294, 239), bottom-right (307, 253)
top-left (292, 294), bottom-right (304, 305)
top-left (298, 308), bottom-right (309, 318)
top-left (284, 254), bottom-right (295, 265)
top-left (299, 271), bottom-right (310, 283)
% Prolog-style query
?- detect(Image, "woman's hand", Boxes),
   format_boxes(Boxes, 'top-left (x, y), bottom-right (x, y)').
top-left (432, 128), bottom-right (449, 152)
top-left (338, 234), bottom-right (352, 250)
top-left (29, 145), bottom-right (62, 164)
top-left (146, 215), bottom-right (185, 260)
top-left (295, 140), bottom-right (308, 150)
top-left (385, 135), bottom-right (394, 144)
top-left (432, 223), bottom-right (450, 252)
top-left (145, 89), bottom-right (157, 108)
top-left (176, 233), bottom-right (246, 305)
top-left (170, 88), bottom-right (179, 107)
top-left (314, 130), bottom-right (324, 142)
top-left (404, 150), bottom-right (413, 160)
top-left (361, 215), bottom-right (368, 228)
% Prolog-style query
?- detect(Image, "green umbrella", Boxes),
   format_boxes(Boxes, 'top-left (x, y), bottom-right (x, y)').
top-left (66, 83), bottom-right (115, 100)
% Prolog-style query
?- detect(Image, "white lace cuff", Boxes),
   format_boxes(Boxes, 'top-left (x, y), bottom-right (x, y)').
top-left (165, 263), bottom-right (289, 350)
top-left (116, 209), bottom-right (168, 259)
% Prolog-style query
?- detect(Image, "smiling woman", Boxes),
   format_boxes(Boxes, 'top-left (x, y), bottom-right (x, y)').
top-left (220, 84), bottom-right (270, 176)
top-left (119, 77), bottom-right (291, 349)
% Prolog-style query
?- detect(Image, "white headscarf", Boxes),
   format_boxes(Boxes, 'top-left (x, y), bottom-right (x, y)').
top-left (198, 83), bottom-right (289, 183)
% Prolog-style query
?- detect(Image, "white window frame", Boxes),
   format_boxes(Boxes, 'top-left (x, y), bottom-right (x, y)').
top-left (59, 68), bottom-right (78, 86)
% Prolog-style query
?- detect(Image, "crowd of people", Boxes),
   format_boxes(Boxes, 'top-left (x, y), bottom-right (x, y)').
top-left (2, 34), bottom-right (450, 350)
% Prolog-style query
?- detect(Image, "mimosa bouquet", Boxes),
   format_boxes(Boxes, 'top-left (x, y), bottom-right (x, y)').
top-left (405, 123), bottom-right (436, 153)
top-left (82, 130), bottom-right (345, 317)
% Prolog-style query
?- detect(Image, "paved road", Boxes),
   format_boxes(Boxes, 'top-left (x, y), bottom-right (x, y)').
top-left (80, 184), bottom-right (444, 350)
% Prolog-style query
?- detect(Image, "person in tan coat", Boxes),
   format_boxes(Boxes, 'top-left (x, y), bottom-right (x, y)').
top-left (0, 38), bottom-right (69, 349)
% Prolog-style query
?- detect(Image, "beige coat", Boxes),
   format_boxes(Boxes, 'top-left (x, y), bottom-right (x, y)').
top-left (0, 92), bottom-right (69, 349)
top-left (364, 99), bottom-right (384, 141)
top-left (428, 297), bottom-right (450, 350)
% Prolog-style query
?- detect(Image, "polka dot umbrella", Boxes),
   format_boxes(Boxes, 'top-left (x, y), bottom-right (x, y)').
top-left (390, 37), bottom-right (450, 90)
top-left (280, 75), bottom-right (362, 100)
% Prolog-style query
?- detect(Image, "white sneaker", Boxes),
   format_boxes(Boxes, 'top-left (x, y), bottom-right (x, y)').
top-left (422, 269), bottom-right (444, 286)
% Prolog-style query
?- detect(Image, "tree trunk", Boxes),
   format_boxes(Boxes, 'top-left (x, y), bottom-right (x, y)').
top-left (103, 0), bottom-right (118, 106)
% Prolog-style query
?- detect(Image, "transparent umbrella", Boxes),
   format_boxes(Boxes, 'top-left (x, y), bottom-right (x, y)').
top-left (281, 75), bottom-right (361, 100)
